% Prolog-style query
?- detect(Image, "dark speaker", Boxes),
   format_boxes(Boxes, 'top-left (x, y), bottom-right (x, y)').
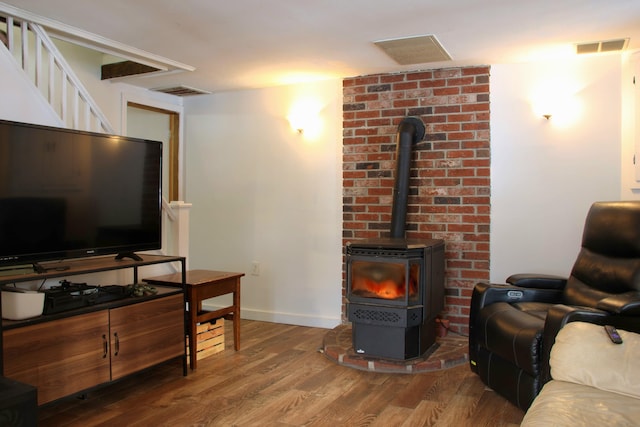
top-left (0, 377), bottom-right (37, 427)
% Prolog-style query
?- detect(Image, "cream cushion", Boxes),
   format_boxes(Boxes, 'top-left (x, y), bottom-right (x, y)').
top-left (522, 380), bottom-right (640, 427)
top-left (550, 321), bottom-right (640, 399)
top-left (521, 321), bottom-right (640, 427)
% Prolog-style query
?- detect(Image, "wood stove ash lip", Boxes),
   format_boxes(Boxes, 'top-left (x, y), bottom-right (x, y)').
top-left (345, 238), bottom-right (443, 251)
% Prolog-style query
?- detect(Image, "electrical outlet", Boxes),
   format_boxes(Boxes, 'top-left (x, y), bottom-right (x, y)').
top-left (251, 261), bottom-right (260, 276)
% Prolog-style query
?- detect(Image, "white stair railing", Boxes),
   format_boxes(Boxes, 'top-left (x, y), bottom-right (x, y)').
top-left (1, 15), bottom-right (114, 133)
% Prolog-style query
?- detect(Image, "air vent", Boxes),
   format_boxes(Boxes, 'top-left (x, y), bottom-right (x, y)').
top-left (101, 61), bottom-right (161, 80)
top-left (151, 85), bottom-right (211, 96)
top-left (576, 38), bottom-right (629, 54)
top-left (374, 34), bottom-right (452, 65)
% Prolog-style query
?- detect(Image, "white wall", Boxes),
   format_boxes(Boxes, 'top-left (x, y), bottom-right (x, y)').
top-left (489, 54), bottom-right (635, 282)
top-left (184, 80), bottom-right (343, 328)
top-left (0, 45), bottom-right (61, 126)
top-left (3, 33), bottom-right (637, 325)
top-left (184, 55), bottom-right (634, 328)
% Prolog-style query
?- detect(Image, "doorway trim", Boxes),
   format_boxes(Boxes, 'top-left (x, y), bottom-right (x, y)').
top-left (120, 93), bottom-right (184, 201)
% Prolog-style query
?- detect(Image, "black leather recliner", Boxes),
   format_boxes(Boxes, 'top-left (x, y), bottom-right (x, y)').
top-left (469, 201), bottom-right (640, 410)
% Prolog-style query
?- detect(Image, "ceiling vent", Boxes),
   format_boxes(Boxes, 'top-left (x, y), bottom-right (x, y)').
top-left (374, 35), bottom-right (452, 65)
top-left (576, 38), bottom-right (629, 54)
top-left (151, 85), bottom-right (211, 96)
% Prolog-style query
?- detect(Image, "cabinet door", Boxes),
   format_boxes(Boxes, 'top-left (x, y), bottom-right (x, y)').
top-left (3, 310), bottom-right (111, 405)
top-left (110, 294), bottom-right (184, 380)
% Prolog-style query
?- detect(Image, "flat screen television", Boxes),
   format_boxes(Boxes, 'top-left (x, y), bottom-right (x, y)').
top-left (0, 119), bottom-right (162, 271)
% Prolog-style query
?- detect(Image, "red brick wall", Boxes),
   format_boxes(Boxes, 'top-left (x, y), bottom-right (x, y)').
top-left (342, 66), bottom-right (491, 334)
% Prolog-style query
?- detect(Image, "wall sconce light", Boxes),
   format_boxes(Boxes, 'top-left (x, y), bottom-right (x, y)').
top-left (532, 90), bottom-right (557, 121)
top-left (531, 80), bottom-right (581, 127)
top-left (287, 99), bottom-right (322, 138)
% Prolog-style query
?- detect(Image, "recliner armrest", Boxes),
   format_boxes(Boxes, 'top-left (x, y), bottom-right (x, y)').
top-left (471, 281), bottom-right (564, 310)
top-left (506, 274), bottom-right (567, 289)
top-left (468, 282), bottom-right (564, 375)
top-left (596, 291), bottom-right (640, 315)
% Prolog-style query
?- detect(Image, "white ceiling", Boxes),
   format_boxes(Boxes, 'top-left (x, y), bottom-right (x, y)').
top-left (3, 0), bottom-right (640, 94)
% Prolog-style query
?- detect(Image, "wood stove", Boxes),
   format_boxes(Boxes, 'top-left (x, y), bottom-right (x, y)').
top-left (345, 116), bottom-right (445, 360)
top-left (346, 238), bottom-right (444, 360)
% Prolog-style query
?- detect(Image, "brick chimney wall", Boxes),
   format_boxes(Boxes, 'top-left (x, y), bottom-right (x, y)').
top-left (342, 66), bottom-right (490, 334)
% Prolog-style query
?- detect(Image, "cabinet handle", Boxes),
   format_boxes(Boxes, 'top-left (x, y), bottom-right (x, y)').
top-left (114, 332), bottom-right (120, 356)
top-left (102, 334), bottom-right (108, 358)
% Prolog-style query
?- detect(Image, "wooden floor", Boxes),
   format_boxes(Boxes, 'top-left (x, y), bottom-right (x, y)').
top-left (38, 320), bottom-right (524, 426)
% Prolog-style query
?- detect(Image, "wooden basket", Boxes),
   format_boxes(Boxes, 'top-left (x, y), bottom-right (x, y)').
top-left (187, 318), bottom-right (225, 360)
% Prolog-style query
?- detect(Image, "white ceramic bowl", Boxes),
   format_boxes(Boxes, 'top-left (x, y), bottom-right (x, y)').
top-left (2, 291), bottom-right (45, 320)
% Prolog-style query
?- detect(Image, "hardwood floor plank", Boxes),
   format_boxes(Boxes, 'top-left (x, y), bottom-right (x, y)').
top-left (428, 394), bottom-right (478, 426)
top-left (37, 319), bottom-right (525, 426)
top-left (281, 373), bottom-right (364, 425)
top-left (389, 373), bottom-right (441, 409)
top-left (400, 399), bottom-right (446, 427)
top-left (341, 412), bottom-right (380, 427)
top-left (370, 405), bottom-right (416, 426)
top-left (302, 381), bottom-right (374, 426)
top-left (231, 388), bottom-right (312, 426)
top-left (469, 391), bottom-right (525, 427)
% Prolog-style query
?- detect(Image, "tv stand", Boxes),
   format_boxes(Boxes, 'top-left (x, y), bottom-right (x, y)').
top-left (115, 251), bottom-right (143, 261)
top-left (1, 254), bottom-right (187, 406)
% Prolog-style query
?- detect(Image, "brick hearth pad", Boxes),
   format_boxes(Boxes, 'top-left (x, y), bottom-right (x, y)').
top-left (322, 324), bottom-right (468, 373)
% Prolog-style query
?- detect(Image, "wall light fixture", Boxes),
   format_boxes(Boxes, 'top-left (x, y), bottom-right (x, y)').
top-left (531, 79), bottom-right (582, 127)
top-left (287, 99), bottom-right (322, 138)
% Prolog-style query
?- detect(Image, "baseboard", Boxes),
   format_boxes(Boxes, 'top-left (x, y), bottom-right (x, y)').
top-left (201, 302), bottom-right (341, 329)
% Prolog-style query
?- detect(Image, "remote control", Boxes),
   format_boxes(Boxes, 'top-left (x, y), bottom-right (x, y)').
top-left (604, 325), bottom-right (623, 344)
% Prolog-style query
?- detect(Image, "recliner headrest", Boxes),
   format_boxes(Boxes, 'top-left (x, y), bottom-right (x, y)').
top-left (582, 201), bottom-right (640, 257)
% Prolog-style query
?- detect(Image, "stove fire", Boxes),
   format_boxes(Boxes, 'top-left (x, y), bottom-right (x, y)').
top-left (350, 261), bottom-right (418, 300)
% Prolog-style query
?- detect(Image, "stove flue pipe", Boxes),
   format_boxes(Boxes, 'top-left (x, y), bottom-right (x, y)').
top-left (390, 117), bottom-right (426, 239)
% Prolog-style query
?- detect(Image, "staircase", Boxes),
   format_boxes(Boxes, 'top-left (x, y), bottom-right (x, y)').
top-left (0, 14), bottom-right (113, 133)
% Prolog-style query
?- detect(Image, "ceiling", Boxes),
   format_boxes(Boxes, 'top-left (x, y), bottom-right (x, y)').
top-left (2, 0), bottom-right (640, 94)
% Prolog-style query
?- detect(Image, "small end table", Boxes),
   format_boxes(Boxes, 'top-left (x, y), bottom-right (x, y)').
top-left (144, 269), bottom-right (244, 369)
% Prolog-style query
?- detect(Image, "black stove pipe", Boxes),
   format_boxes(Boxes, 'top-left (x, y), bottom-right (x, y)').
top-left (390, 117), bottom-right (425, 239)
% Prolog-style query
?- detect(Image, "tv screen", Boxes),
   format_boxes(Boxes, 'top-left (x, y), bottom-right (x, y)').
top-left (0, 119), bottom-right (162, 269)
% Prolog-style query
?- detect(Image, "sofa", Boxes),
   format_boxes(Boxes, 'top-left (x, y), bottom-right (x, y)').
top-left (520, 321), bottom-right (640, 426)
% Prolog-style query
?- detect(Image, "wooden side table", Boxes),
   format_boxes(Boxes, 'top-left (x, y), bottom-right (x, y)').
top-left (144, 269), bottom-right (244, 369)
